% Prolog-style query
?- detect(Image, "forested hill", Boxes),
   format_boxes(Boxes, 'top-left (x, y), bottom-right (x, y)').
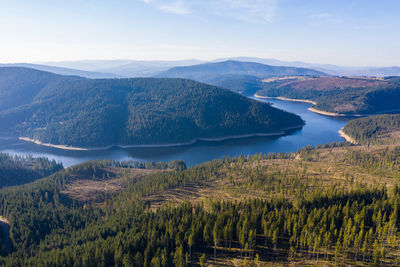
top-left (157, 60), bottom-right (326, 80)
top-left (343, 114), bottom-right (400, 145)
top-left (0, 153), bottom-right (63, 188)
top-left (0, 67), bottom-right (83, 112)
top-left (0, 67), bottom-right (304, 148)
top-left (156, 60), bottom-right (326, 95)
top-left (257, 76), bottom-right (400, 115)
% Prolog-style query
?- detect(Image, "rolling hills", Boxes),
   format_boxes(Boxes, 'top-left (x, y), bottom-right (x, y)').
top-left (37, 57), bottom-right (400, 77)
top-left (40, 59), bottom-right (205, 77)
top-left (0, 67), bottom-right (304, 148)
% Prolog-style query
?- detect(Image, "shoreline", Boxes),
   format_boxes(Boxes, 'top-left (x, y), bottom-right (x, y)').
top-left (254, 94), bottom-right (358, 117)
top-left (255, 94), bottom-right (400, 118)
top-left (338, 129), bottom-right (358, 144)
top-left (253, 94), bottom-right (317, 105)
top-left (19, 137), bottom-right (89, 151)
top-left (18, 126), bottom-right (303, 151)
top-left (307, 107), bottom-right (348, 117)
top-left (0, 216), bottom-right (11, 253)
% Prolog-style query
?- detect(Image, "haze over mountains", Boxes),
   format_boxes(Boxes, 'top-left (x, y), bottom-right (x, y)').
top-left (40, 59), bottom-right (205, 78)
top-left (155, 60), bottom-right (325, 80)
top-left (29, 57), bottom-right (400, 78)
top-left (0, 63), bottom-right (119, 79)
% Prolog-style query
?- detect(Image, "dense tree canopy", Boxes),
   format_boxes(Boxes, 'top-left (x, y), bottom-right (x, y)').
top-left (0, 67), bottom-right (303, 147)
top-left (0, 148), bottom-right (399, 266)
top-left (0, 153), bottom-right (63, 189)
top-left (257, 76), bottom-right (400, 115)
top-left (343, 114), bottom-right (400, 145)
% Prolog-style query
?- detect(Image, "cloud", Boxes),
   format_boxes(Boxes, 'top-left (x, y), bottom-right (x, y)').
top-left (139, 0), bottom-right (190, 15)
top-left (310, 12), bottom-right (343, 24)
top-left (138, 0), bottom-right (279, 23)
top-left (214, 0), bottom-right (279, 23)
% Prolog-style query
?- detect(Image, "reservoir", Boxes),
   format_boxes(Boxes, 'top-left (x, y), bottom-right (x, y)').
top-left (0, 98), bottom-right (349, 167)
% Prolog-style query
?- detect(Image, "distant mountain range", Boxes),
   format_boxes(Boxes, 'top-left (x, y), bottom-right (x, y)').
top-left (214, 57), bottom-right (400, 77)
top-left (154, 60), bottom-right (325, 95)
top-left (33, 57), bottom-right (400, 78)
top-left (156, 60), bottom-right (325, 80)
top-left (0, 67), bottom-right (303, 148)
top-left (0, 63), bottom-right (119, 79)
top-left (39, 59), bottom-right (205, 77)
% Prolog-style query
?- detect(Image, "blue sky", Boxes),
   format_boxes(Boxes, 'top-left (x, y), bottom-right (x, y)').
top-left (0, 0), bottom-right (399, 66)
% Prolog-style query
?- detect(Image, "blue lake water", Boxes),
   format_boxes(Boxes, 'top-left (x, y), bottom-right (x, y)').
top-left (0, 98), bottom-right (349, 167)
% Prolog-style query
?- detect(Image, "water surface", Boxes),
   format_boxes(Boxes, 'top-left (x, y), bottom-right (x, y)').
top-left (0, 98), bottom-right (349, 167)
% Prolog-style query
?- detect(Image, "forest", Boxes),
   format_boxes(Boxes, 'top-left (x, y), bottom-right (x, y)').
top-left (0, 138), bottom-right (400, 266)
top-left (256, 76), bottom-right (400, 115)
top-left (0, 67), bottom-right (303, 148)
top-left (343, 114), bottom-right (400, 145)
top-left (0, 153), bottom-right (63, 189)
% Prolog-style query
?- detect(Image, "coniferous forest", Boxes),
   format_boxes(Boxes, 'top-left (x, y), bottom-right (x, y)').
top-left (0, 67), bottom-right (303, 148)
top-left (256, 76), bottom-right (400, 115)
top-left (0, 137), bottom-right (400, 266)
top-left (2, 1), bottom-right (400, 266)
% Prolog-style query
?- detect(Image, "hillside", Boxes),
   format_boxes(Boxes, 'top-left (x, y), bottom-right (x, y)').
top-left (156, 60), bottom-right (325, 94)
top-left (218, 57), bottom-right (400, 77)
top-left (1, 141), bottom-right (400, 265)
top-left (0, 64), bottom-right (119, 79)
top-left (41, 59), bottom-right (205, 77)
top-left (0, 153), bottom-right (63, 189)
top-left (0, 67), bottom-right (304, 148)
top-left (342, 114), bottom-right (400, 145)
top-left (0, 67), bottom-right (82, 112)
top-left (257, 76), bottom-right (400, 115)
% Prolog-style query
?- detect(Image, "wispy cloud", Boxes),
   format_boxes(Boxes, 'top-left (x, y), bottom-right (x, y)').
top-left (309, 12), bottom-right (343, 24)
top-left (138, 0), bottom-right (279, 23)
top-left (215, 0), bottom-right (279, 23)
top-left (139, 0), bottom-right (190, 15)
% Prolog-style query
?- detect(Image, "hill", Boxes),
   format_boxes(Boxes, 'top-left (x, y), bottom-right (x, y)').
top-left (1, 140), bottom-right (400, 265)
top-left (0, 64), bottom-right (119, 79)
top-left (0, 67), bottom-right (304, 148)
top-left (218, 57), bottom-right (400, 77)
top-left (0, 67), bottom-right (81, 112)
top-left (342, 114), bottom-right (400, 145)
top-left (156, 60), bottom-right (325, 94)
top-left (40, 59), bottom-right (205, 77)
top-left (0, 153), bottom-right (63, 189)
top-left (40, 58), bottom-right (400, 77)
top-left (257, 76), bottom-right (400, 115)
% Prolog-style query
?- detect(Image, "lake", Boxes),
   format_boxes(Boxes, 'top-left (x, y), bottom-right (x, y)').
top-left (0, 98), bottom-right (349, 167)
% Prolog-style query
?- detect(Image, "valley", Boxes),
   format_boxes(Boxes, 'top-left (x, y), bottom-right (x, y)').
top-left (1, 122), bottom-right (400, 266)
top-left (2, 1), bottom-right (400, 266)
top-left (0, 98), bottom-right (347, 167)
top-left (0, 64), bottom-right (399, 266)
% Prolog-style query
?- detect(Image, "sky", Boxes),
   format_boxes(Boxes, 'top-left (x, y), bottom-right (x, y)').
top-left (0, 0), bottom-right (399, 66)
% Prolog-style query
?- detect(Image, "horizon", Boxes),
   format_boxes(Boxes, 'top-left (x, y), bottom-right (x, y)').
top-left (1, 0), bottom-right (399, 67)
top-left (2, 57), bottom-right (400, 69)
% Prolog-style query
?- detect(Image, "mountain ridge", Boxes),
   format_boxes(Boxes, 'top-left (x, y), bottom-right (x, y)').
top-left (0, 67), bottom-right (304, 148)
